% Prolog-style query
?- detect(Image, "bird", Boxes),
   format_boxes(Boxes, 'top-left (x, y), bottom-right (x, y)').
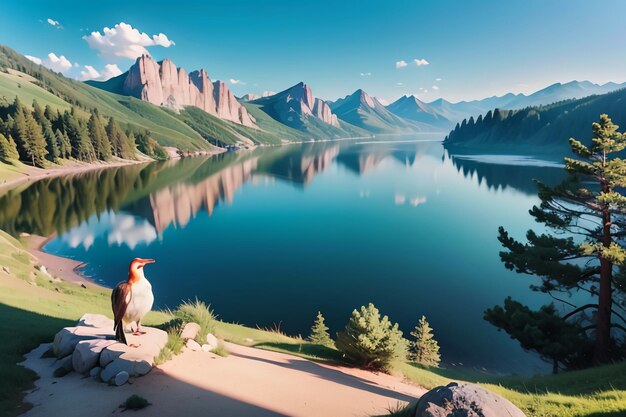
top-left (111, 258), bottom-right (156, 346)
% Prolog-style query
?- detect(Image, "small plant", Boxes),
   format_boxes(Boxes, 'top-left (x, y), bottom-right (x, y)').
top-left (336, 303), bottom-right (407, 371)
top-left (213, 343), bottom-right (230, 357)
top-left (175, 299), bottom-right (215, 344)
top-left (120, 394), bottom-right (151, 411)
top-left (155, 328), bottom-right (185, 365)
top-left (409, 316), bottom-right (441, 367)
top-left (308, 311), bottom-right (335, 347)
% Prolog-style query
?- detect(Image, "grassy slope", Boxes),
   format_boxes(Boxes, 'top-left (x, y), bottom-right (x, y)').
top-left (0, 228), bottom-right (624, 417)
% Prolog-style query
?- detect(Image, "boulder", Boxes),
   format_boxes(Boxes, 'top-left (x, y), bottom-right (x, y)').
top-left (180, 322), bottom-right (201, 340)
top-left (186, 339), bottom-right (201, 351)
top-left (101, 355), bottom-right (152, 383)
top-left (414, 382), bottom-right (526, 417)
top-left (89, 366), bottom-right (102, 378)
top-left (53, 326), bottom-right (112, 357)
top-left (78, 313), bottom-right (114, 329)
top-left (205, 333), bottom-right (219, 351)
top-left (72, 339), bottom-right (117, 373)
top-left (114, 371), bottom-right (130, 386)
top-left (56, 354), bottom-right (73, 372)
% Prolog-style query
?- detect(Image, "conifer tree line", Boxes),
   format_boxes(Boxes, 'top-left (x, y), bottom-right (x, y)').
top-left (0, 96), bottom-right (167, 167)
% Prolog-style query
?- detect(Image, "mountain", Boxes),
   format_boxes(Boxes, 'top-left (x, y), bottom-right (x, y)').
top-left (251, 82), bottom-right (367, 138)
top-left (427, 81), bottom-right (626, 123)
top-left (88, 55), bottom-right (255, 127)
top-left (330, 90), bottom-right (434, 133)
top-left (240, 91), bottom-right (276, 102)
top-left (443, 88), bottom-right (626, 154)
top-left (386, 95), bottom-right (452, 129)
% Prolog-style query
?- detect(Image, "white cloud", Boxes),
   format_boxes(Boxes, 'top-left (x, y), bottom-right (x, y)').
top-left (414, 58), bottom-right (429, 66)
top-left (47, 18), bottom-right (61, 28)
top-left (432, 85), bottom-right (440, 90)
top-left (26, 52), bottom-right (73, 74)
top-left (396, 82), bottom-right (404, 86)
top-left (360, 72), bottom-right (372, 77)
top-left (435, 78), bottom-right (442, 81)
top-left (83, 22), bottom-right (175, 59)
top-left (395, 60), bottom-right (408, 69)
top-left (229, 78), bottom-right (247, 85)
top-left (80, 63), bottom-right (123, 81)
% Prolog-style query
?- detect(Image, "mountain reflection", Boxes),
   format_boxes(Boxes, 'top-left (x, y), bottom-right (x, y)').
top-left (0, 140), bottom-right (563, 239)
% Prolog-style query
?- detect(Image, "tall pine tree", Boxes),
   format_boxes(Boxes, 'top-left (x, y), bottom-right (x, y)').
top-left (88, 110), bottom-right (112, 161)
top-left (489, 114), bottom-right (626, 366)
top-left (409, 316), bottom-right (441, 367)
top-left (308, 311), bottom-right (334, 347)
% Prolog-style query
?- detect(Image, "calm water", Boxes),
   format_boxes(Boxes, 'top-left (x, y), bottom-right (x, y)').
top-left (0, 138), bottom-right (571, 374)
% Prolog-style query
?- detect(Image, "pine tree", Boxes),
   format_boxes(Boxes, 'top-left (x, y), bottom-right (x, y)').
top-left (63, 109), bottom-right (95, 161)
top-left (409, 316), bottom-right (441, 367)
top-left (54, 129), bottom-right (70, 159)
top-left (336, 303), bottom-right (407, 371)
top-left (106, 118), bottom-right (135, 159)
top-left (489, 114), bottom-right (626, 367)
top-left (308, 311), bottom-right (334, 347)
top-left (10, 102), bottom-right (30, 160)
top-left (24, 111), bottom-right (48, 167)
top-left (0, 132), bottom-right (19, 161)
top-left (88, 110), bottom-right (112, 161)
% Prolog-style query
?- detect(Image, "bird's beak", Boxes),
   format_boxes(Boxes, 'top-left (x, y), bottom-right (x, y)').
top-left (141, 258), bottom-right (156, 265)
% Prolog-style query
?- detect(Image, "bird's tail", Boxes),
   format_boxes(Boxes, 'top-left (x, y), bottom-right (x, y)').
top-left (114, 321), bottom-right (128, 345)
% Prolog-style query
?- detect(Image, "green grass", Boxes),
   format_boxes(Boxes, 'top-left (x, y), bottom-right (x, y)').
top-left (120, 394), bottom-right (151, 411)
top-left (212, 343), bottom-right (230, 357)
top-left (154, 328), bottom-right (185, 365)
top-left (174, 299), bottom-right (216, 344)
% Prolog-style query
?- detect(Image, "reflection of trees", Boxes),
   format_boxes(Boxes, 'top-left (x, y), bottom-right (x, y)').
top-left (447, 153), bottom-right (566, 195)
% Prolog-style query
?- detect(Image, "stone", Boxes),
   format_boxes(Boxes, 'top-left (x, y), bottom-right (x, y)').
top-left (180, 322), bottom-right (201, 340)
top-left (201, 344), bottom-right (212, 352)
top-left (72, 339), bottom-right (117, 373)
top-left (414, 382), bottom-right (527, 417)
top-left (78, 313), bottom-right (114, 329)
top-left (186, 339), bottom-right (201, 351)
top-left (114, 371), bottom-right (130, 386)
top-left (57, 354), bottom-right (73, 372)
top-left (205, 333), bottom-right (219, 351)
top-left (89, 366), bottom-right (102, 378)
top-left (53, 326), bottom-right (113, 357)
top-left (37, 265), bottom-right (50, 276)
top-left (99, 343), bottom-right (127, 367)
top-left (101, 356), bottom-right (152, 383)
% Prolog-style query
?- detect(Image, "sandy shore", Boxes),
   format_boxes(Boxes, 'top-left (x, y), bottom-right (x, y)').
top-left (22, 234), bottom-right (96, 287)
top-left (22, 342), bottom-right (424, 417)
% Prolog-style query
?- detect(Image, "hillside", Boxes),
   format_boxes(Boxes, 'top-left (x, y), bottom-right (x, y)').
top-left (331, 90), bottom-right (429, 134)
top-left (386, 95), bottom-right (451, 130)
top-left (443, 88), bottom-right (626, 154)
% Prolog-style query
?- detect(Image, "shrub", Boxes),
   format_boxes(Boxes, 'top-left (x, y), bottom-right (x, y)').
top-left (409, 316), bottom-right (441, 367)
top-left (213, 343), bottom-right (230, 357)
top-left (120, 395), bottom-right (151, 411)
top-left (308, 311), bottom-right (335, 347)
top-left (336, 303), bottom-right (407, 371)
top-left (175, 299), bottom-right (215, 344)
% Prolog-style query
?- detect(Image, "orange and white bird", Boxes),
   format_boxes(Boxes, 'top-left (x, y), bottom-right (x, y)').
top-left (111, 258), bottom-right (156, 345)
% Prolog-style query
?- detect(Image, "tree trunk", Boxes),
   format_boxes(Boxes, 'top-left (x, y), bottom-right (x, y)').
top-left (594, 185), bottom-right (613, 364)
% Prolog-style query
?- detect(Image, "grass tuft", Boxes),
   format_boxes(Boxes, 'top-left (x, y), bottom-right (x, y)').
top-left (155, 328), bottom-right (185, 365)
top-left (212, 343), bottom-right (229, 357)
top-left (120, 395), bottom-right (151, 411)
top-left (174, 299), bottom-right (215, 344)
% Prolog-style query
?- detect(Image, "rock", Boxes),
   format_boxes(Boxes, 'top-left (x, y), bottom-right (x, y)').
top-left (57, 354), bottom-right (73, 372)
top-left (201, 344), bottom-right (212, 352)
top-left (78, 313), bottom-right (114, 329)
top-left (114, 371), bottom-right (130, 386)
top-left (72, 339), bottom-right (117, 373)
top-left (180, 322), bottom-right (201, 340)
top-left (89, 366), bottom-right (102, 378)
top-left (37, 265), bottom-right (50, 276)
top-left (186, 339), bottom-right (201, 351)
top-left (122, 55), bottom-right (255, 127)
top-left (414, 382), bottom-right (527, 417)
top-left (53, 326), bottom-right (113, 357)
top-left (99, 343), bottom-right (127, 367)
top-left (101, 356), bottom-right (152, 383)
top-left (205, 333), bottom-right (219, 351)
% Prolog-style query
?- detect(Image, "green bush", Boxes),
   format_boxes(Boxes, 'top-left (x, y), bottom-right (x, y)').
top-left (175, 299), bottom-right (215, 344)
top-left (336, 303), bottom-right (407, 371)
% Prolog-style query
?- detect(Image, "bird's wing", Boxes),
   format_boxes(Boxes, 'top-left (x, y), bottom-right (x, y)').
top-left (111, 282), bottom-right (132, 330)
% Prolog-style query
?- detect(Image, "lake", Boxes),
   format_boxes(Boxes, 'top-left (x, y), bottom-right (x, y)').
top-left (0, 138), bottom-right (571, 374)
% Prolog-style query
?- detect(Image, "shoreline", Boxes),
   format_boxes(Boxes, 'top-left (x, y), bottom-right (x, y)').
top-left (22, 234), bottom-right (101, 288)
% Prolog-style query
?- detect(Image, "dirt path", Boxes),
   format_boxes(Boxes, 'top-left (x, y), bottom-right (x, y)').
top-left (22, 342), bottom-right (425, 417)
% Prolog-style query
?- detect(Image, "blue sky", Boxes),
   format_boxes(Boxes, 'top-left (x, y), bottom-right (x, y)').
top-left (2, 0), bottom-right (625, 103)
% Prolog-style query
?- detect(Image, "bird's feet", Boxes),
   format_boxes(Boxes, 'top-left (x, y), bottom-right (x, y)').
top-left (132, 326), bottom-right (147, 336)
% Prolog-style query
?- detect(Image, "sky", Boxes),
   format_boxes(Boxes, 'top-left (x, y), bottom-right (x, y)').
top-left (2, 0), bottom-right (626, 104)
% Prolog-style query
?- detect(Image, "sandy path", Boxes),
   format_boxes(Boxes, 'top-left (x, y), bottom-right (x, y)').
top-left (22, 342), bottom-right (424, 417)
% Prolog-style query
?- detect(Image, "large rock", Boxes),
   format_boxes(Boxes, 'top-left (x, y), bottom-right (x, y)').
top-left (53, 326), bottom-right (113, 357)
top-left (205, 333), bottom-right (219, 351)
top-left (414, 382), bottom-right (526, 417)
top-left (72, 339), bottom-right (117, 373)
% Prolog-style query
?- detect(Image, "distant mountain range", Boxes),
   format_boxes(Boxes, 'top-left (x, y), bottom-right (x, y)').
top-left (1, 43), bottom-right (624, 153)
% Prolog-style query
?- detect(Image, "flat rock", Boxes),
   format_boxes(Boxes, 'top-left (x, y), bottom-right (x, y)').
top-left (181, 322), bottom-right (201, 340)
top-left (414, 382), bottom-right (526, 417)
top-left (186, 339), bottom-right (201, 351)
top-left (53, 326), bottom-right (113, 357)
top-left (72, 339), bottom-right (116, 374)
top-left (78, 313), bottom-right (114, 329)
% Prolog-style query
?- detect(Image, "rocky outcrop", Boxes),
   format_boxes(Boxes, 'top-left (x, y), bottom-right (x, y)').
top-left (414, 382), bottom-right (526, 417)
top-left (122, 55), bottom-right (256, 128)
top-left (312, 98), bottom-right (339, 126)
